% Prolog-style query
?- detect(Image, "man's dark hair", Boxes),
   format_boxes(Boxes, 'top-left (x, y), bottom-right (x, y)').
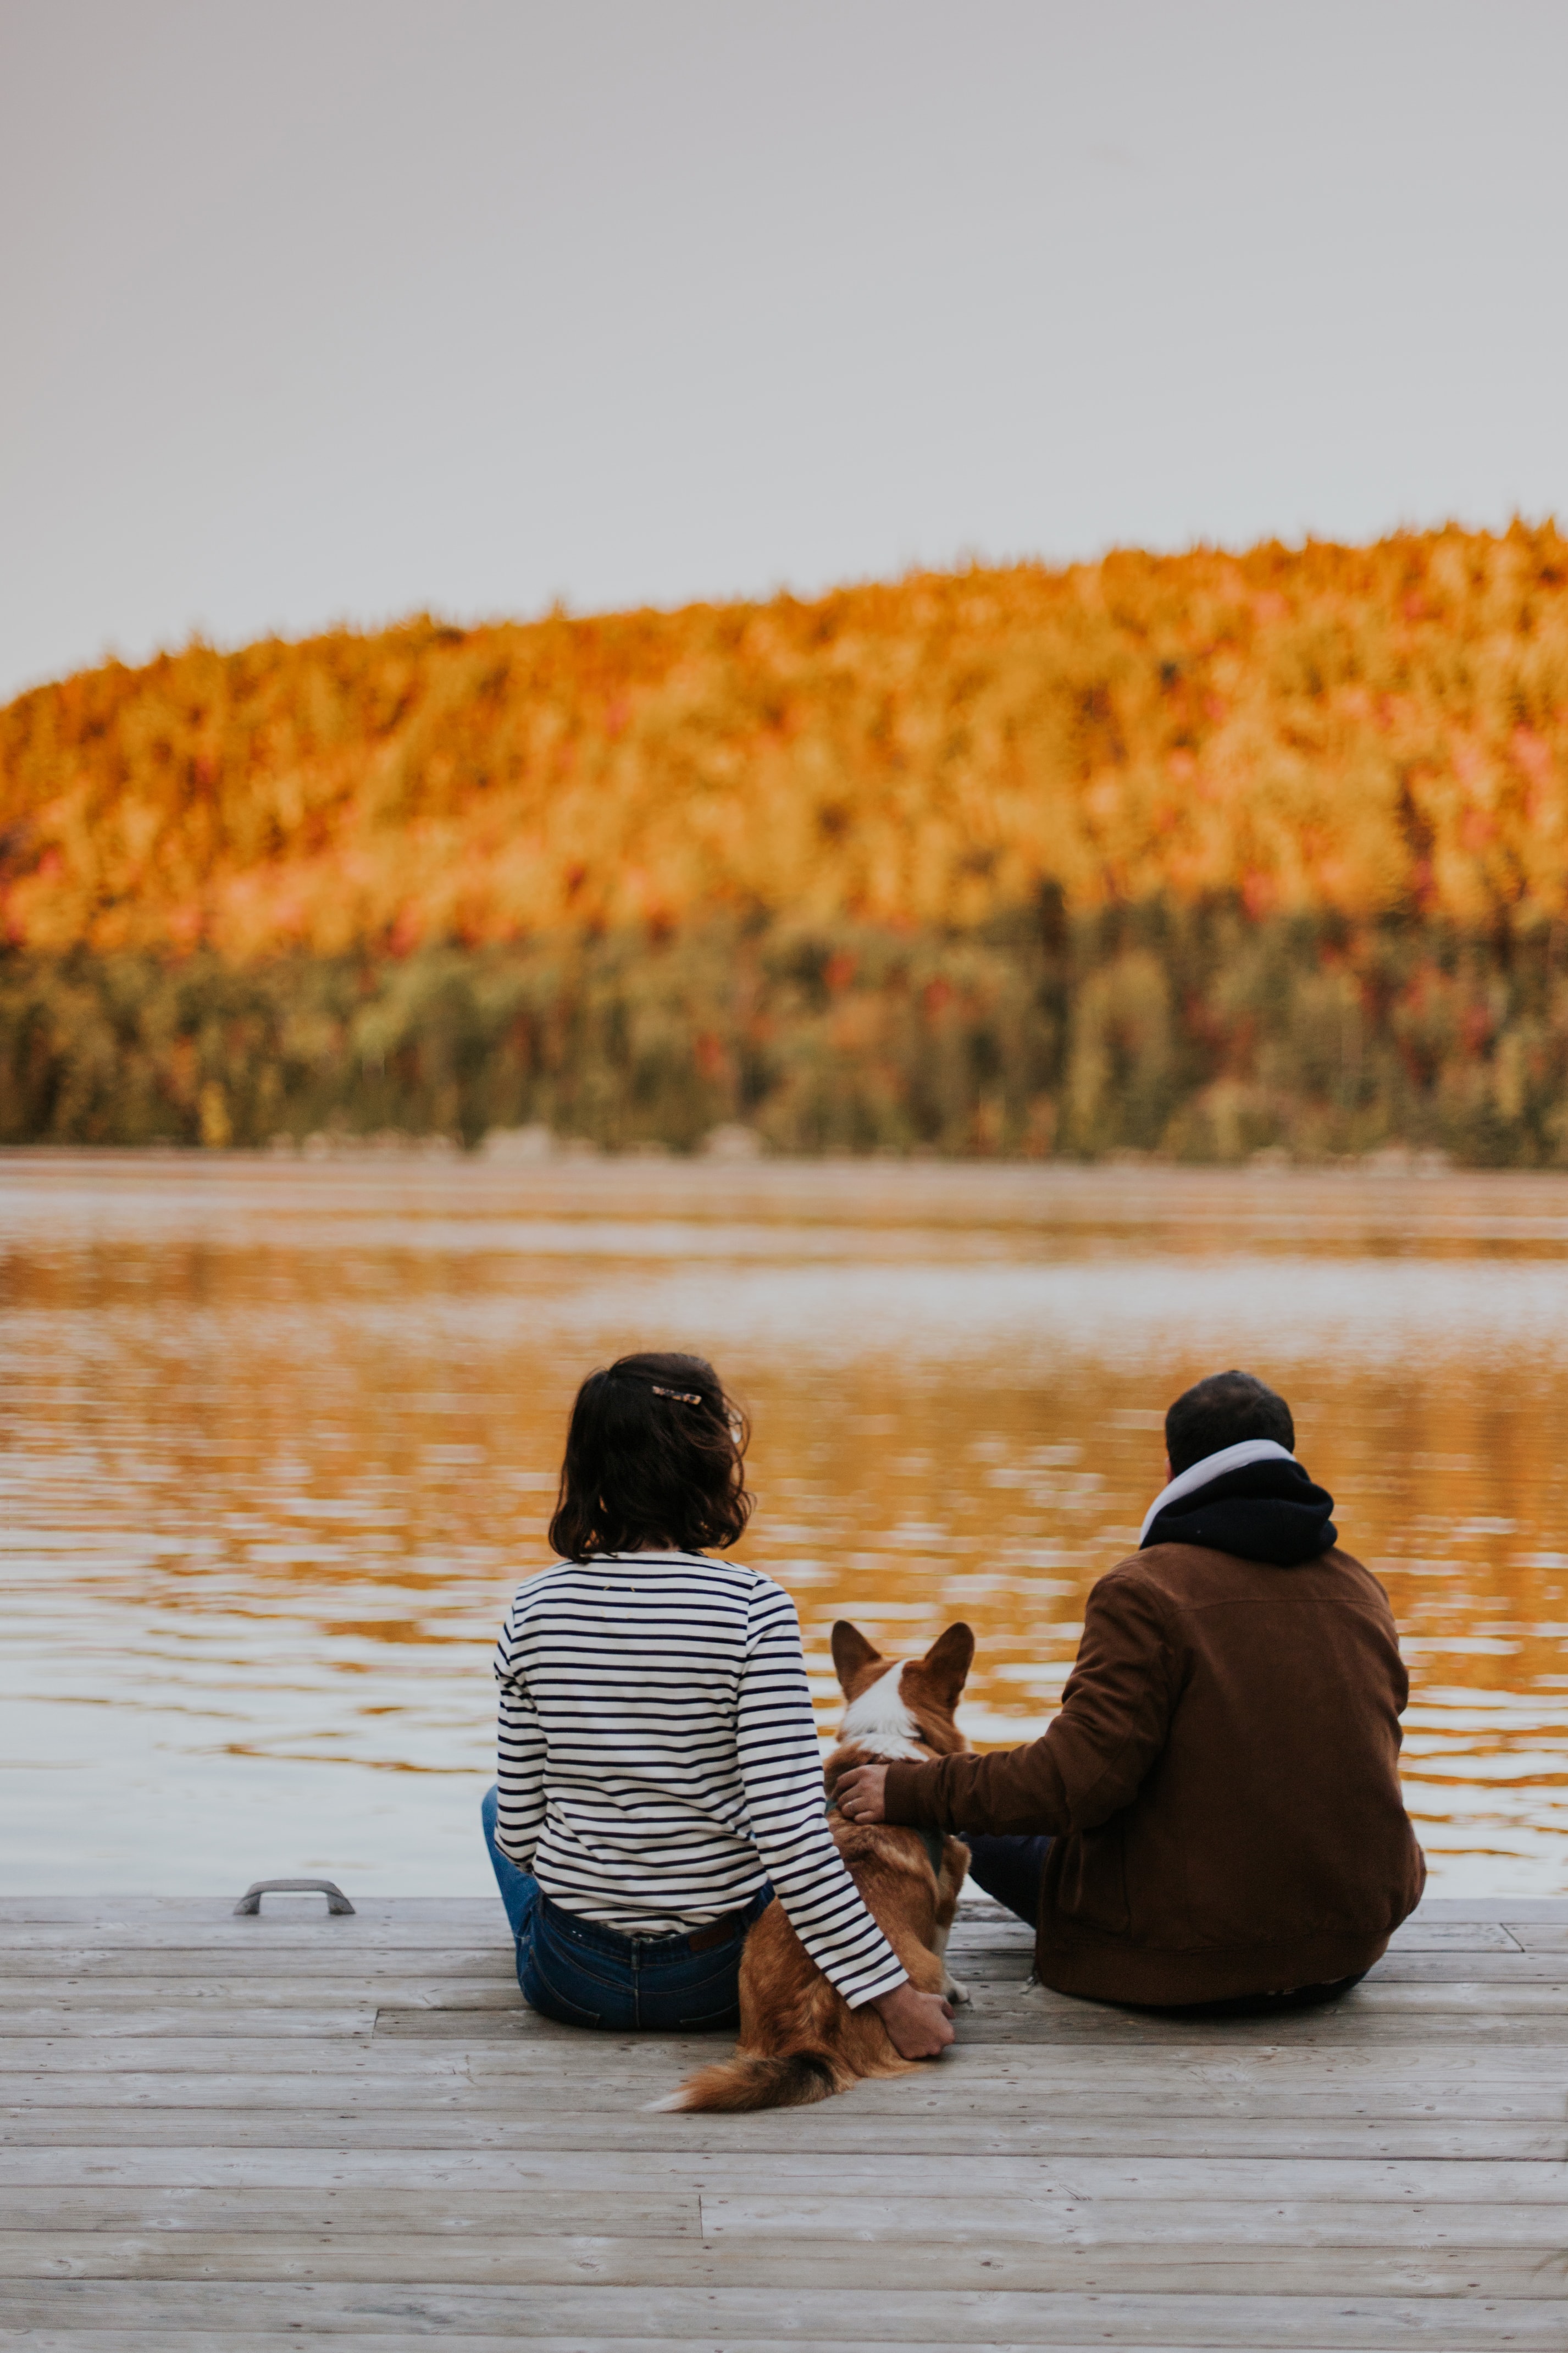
top-left (549, 1351), bottom-right (752, 1560)
top-left (1164, 1370), bottom-right (1294, 1477)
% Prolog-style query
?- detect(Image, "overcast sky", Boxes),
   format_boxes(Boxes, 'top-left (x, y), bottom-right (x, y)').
top-left (2, 0), bottom-right (1565, 701)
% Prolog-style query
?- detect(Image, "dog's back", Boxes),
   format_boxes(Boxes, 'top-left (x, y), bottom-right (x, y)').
top-left (657, 1621), bottom-right (973, 2113)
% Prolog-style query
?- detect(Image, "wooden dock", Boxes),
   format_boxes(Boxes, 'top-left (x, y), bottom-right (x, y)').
top-left (2, 1892), bottom-right (1566, 2350)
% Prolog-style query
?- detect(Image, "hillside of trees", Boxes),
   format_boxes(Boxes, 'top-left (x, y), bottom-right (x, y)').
top-left (2, 524), bottom-right (1566, 1158)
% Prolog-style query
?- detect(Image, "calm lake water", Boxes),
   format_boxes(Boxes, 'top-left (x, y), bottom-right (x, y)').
top-left (3, 1151), bottom-right (1567, 1899)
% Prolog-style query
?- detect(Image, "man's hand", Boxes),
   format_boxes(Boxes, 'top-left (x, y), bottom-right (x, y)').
top-left (835, 1763), bottom-right (888, 1822)
top-left (870, 1979), bottom-right (956, 2058)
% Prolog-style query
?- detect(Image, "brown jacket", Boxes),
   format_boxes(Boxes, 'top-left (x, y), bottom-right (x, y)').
top-left (884, 1542), bottom-right (1426, 2006)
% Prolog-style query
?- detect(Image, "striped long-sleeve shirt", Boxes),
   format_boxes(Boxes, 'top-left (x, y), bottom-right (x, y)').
top-left (492, 1549), bottom-right (905, 2008)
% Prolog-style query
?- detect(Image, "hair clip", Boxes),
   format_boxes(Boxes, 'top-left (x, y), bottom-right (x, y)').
top-left (651, 1385), bottom-right (703, 1404)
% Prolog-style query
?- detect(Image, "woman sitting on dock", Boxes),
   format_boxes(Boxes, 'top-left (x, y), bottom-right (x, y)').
top-left (481, 1350), bottom-right (953, 2056)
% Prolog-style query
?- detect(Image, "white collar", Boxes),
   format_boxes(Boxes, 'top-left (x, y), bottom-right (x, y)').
top-left (1139, 1439), bottom-right (1298, 1545)
top-left (594, 1550), bottom-right (703, 1563)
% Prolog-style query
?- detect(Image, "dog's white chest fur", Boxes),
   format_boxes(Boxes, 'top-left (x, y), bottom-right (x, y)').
top-left (839, 1667), bottom-right (925, 1760)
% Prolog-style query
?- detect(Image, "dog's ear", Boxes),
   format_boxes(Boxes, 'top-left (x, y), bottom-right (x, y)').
top-left (831, 1620), bottom-right (883, 1692)
top-left (920, 1622), bottom-right (974, 1708)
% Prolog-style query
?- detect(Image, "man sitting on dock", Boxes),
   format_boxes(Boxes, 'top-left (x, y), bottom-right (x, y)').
top-left (836, 1369), bottom-right (1426, 2011)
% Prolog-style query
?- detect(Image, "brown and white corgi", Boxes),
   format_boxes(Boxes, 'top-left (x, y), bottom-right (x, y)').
top-left (656, 1618), bottom-right (974, 2112)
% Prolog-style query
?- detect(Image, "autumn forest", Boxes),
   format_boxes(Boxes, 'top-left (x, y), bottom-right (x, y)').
top-left (3, 523), bottom-right (1566, 1159)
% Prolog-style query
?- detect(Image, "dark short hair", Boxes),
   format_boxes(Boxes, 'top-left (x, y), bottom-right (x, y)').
top-left (548, 1351), bottom-right (752, 1561)
top-left (1164, 1370), bottom-right (1294, 1477)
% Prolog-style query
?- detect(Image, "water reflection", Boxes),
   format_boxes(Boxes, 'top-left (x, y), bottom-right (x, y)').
top-left (2, 1155), bottom-right (1566, 1896)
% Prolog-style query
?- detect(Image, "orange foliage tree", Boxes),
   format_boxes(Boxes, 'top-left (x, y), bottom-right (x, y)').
top-left (3, 523), bottom-right (1566, 960)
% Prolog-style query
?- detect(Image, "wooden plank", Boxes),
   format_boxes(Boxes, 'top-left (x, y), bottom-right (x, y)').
top-left (0, 1954), bottom-right (518, 1981)
top-left (11, 1961), bottom-right (1564, 2009)
top-left (373, 2002), bottom-right (1568, 2047)
top-left (1359, 1955), bottom-right (1568, 1982)
top-left (0, 2042), bottom-right (469, 2076)
top-left (6, 2228), bottom-right (1568, 2289)
top-left (1, 2337), bottom-right (1422, 2353)
top-left (3, 2336), bottom-right (1420, 2353)
top-left (0, 1982), bottom-right (518, 2013)
top-left (0, 2191), bottom-right (694, 2240)
top-left (7, 2063), bottom-right (1567, 2113)
top-left (0, 2338), bottom-right (1044, 2353)
top-left (2, 2278), bottom-right (1566, 2345)
top-left (0, 1930), bottom-right (1534, 1986)
top-left (701, 2192), bottom-right (1568, 2246)
top-left (986, 1980), bottom-right (1568, 2014)
top-left (1508, 1924), bottom-right (1568, 1951)
top-left (0, 1927), bottom-right (517, 1956)
top-left (1209, 1980), bottom-right (1568, 2009)
top-left (2, 2336), bottom-right (1439, 2353)
top-left (16, 2032), bottom-right (1567, 2094)
top-left (0, 1902), bottom-right (509, 1926)
top-left (7, 2184), bottom-right (1568, 2247)
top-left (16, 2029), bottom-right (1556, 2088)
top-left (0, 2339), bottom-right (1159, 2353)
top-left (445, 2037), bottom-right (1568, 2080)
top-left (0, 2236), bottom-right (1563, 2296)
top-left (3, 2148), bottom-right (1564, 2200)
top-left (1404, 1900), bottom-right (1568, 1920)
top-left (4, 2061), bottom-right (1563, 2111)
top-left (7, 2105), bottom-right (1566, 2157)
top-left (1388, 1922), bottom-right (1523, 1952)
top-left (944, 2000), bottom-right (1568, 2048)
top-left (6, 2089), bottom-right (1561, 2146)
top-left (0, 2079), bottom-right (511, 2112)
top-left (0, 2012), bottom-right (374, 2041)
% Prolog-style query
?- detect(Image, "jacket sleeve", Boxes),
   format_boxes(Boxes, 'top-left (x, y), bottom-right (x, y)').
top-left (883, 1566), bottom-right (1178, 1836)
top-left (736, 1581), bottom-right (907, 2008)
top-left (492, 1600), bottom-right (546, 1868)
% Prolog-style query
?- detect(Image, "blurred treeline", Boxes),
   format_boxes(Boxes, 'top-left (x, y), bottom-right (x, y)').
top-left (3, 523), bottom-right (1568, 1160)
top-left (5, 898), bottom-right (1568, 1163)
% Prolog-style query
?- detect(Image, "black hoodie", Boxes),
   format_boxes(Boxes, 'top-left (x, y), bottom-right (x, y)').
top-left (1140, 1450), bottom-right (1337, 1567)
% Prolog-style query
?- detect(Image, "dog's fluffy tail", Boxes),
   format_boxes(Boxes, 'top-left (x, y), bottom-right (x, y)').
top-left (647, 2051), bottom-right (840, 2114)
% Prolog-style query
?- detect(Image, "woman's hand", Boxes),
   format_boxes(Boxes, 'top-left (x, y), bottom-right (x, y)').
top-left (834, 1763), bottom-right (888, 1822)
top-left (870, 1979), bottom-right (956, 2057)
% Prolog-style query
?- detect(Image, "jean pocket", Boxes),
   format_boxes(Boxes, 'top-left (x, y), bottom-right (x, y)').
top-left (519, 1938), bottom-right (607, 2029)
top-left (662, 1954), bottom-right (745, 2031)
top-left (674, 1997), bottom-right (741, 2030)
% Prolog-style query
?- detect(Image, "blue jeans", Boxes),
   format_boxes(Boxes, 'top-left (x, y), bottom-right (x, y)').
top-left (481, 1785), bottom-right (774, 2031)
top-left (965, 1831), bottom-right (1051, 1926)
